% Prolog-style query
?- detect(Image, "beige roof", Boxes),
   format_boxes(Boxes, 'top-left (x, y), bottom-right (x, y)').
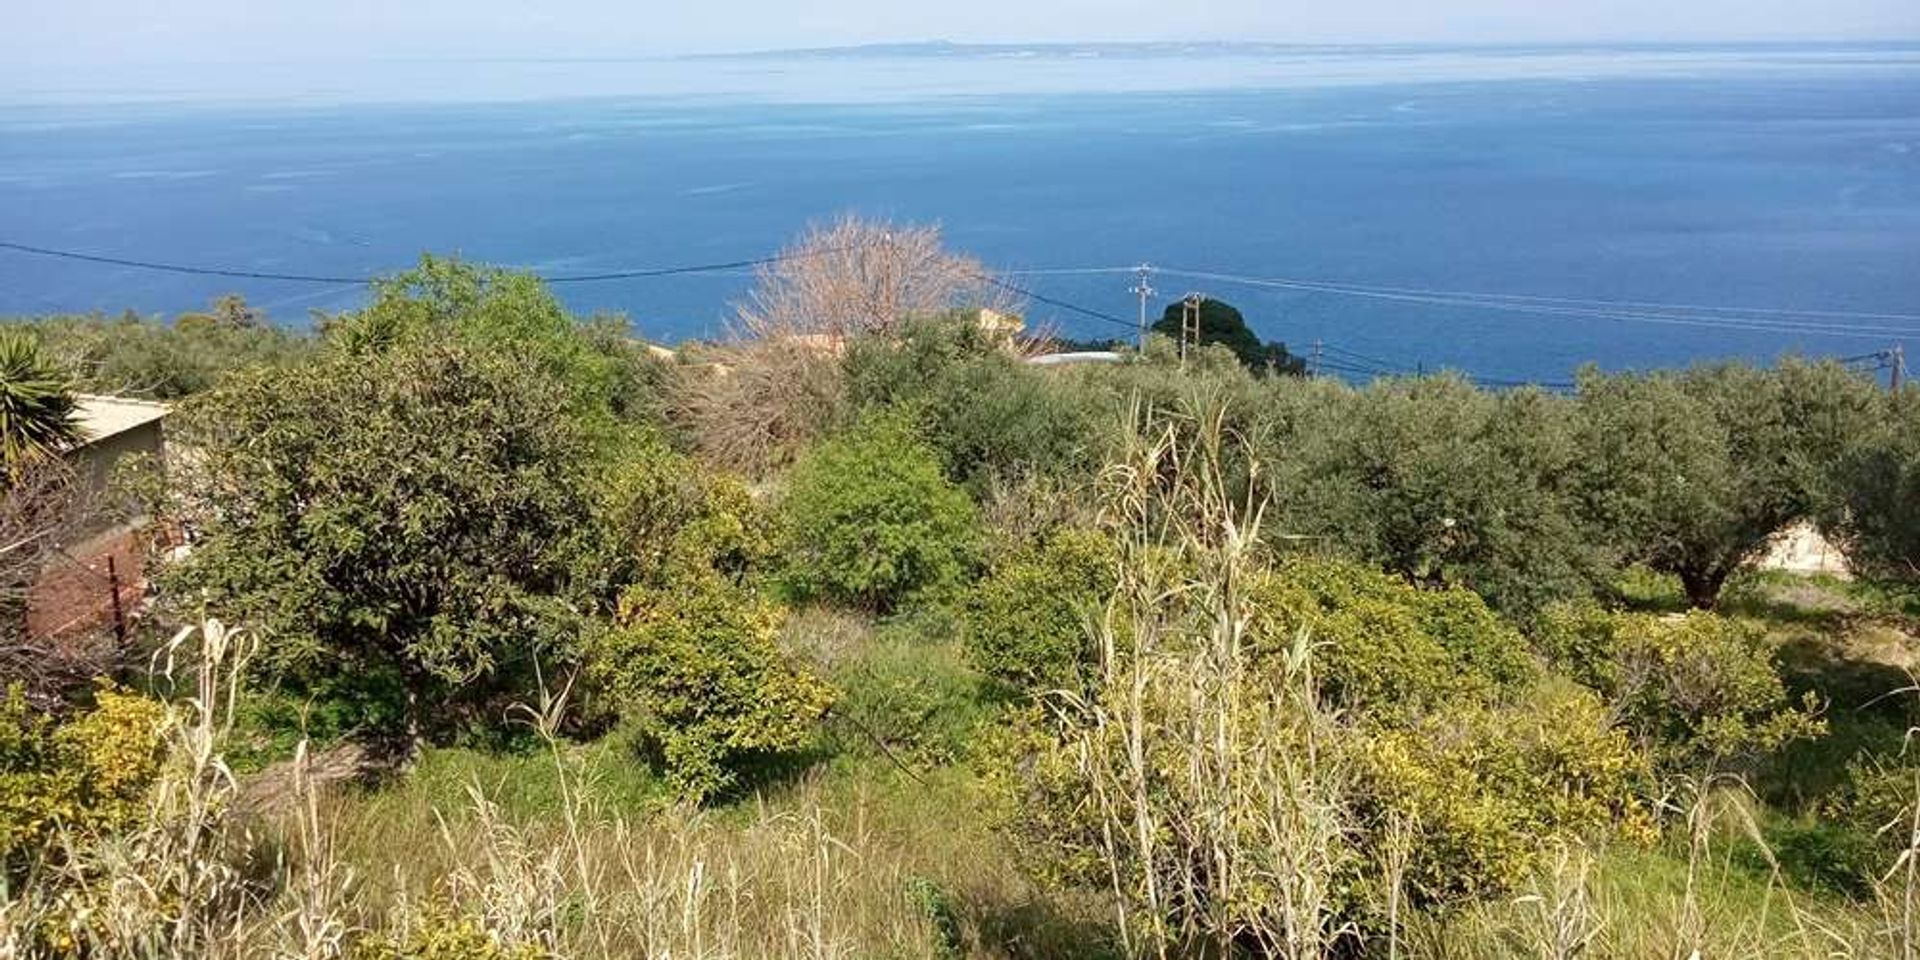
top-left (72, 394), bottom-right (170, 446)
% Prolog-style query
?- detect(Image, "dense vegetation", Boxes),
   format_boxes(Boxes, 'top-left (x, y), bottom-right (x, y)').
top-left (5, 220), bottom-right (1920, 959)
top-left (1150, 296), bottom-right (1306, 375)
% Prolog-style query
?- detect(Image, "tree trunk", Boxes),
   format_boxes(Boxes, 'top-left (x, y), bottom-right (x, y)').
top-left (1679, 566), bottom-right (1728, 610)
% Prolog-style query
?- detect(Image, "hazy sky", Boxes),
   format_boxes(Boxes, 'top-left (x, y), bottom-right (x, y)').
top-left (9, 0), bottom-right (1919, 65)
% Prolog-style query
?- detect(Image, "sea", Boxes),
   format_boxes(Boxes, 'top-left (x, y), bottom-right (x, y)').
top-left (2, 44), bottom-right (1918, 383)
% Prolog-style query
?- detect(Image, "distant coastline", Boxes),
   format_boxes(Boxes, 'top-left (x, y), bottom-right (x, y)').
top-left (692, 38), bottom-right (1920, 61)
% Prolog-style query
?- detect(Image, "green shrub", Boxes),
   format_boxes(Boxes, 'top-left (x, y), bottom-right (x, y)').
top-left (585, 436), bottom-right (770, 599)
top-left (1754, 816), bottom-right (1880, 897)
top-left (591, 576), bottom-right (834, 801)
top-left (1353, 682), bottom-right (1656, 906)
top-left (226, 669), bottom-right (409, 773)
top-left (776, 416), bottom-right (981, 611)
top-left (959, 528), bottom-right (1117, 694)
top-left (352, 905), bottom-right (550, 960)
top-left (1534, 603), bottom-right (1823, 770)
top-left (1248, 557), bottom-right (1539, 716)
top-left (327, 256), bottom-right (621, 419)
top-left (164, 337), bottom-right (602, 737)
top-left (26, 303), bottom-right (314, 401)
top-left (842, 317), bottom-right (1098, 490)
top-left (1829, 756), bottom-right (1920, 890)
top-left (825, 627), bottom-right (992, 766)
top-left (1, 685), bottom-right (167, 868)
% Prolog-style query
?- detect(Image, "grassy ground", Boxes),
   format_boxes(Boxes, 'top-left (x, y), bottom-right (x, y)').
top-left (270, 573), bottom-right (1920, 959)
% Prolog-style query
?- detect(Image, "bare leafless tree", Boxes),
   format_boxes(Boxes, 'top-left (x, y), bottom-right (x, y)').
top-left (735, 215), bottom-right (1020, 339)
top-left (1, 460), bottom-right (82, 608)
top-left (677, 216), bottom-right (1024, 476)
top-left (0, 459), bottom-right (116, 706)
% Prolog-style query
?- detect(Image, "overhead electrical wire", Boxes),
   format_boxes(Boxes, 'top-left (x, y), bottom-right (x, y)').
top-left (8, 237), bottom-right (1912, 336)
top-left (1153, 266), bottom-right (1920, 340)
top-left (0, 240), bottom-right (371, 284)
top-left (1152, 266), bottom-right (1920, 325)
top-left (998, 266), bottom-right (1143, 277)
top-left (1320, 343), bottom-right (1413, 373)
top-left (0, 239), bottom-right (829, 287)
top-left (976, 275), bottom-right (1139, 332)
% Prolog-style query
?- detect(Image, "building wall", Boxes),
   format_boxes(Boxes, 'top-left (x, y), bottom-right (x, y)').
top-left (22, 417), bottom-right (167, 646)
top-left (69, 421), bottom-right (164, 530)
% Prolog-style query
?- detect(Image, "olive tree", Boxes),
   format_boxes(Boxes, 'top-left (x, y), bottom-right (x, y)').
top-left (1263, 374), bottom-right (1601, 615)
top-left (1573, 360), bottom-right (1880, 608)
top-left (1828, 385), bottom-right (1920, 581)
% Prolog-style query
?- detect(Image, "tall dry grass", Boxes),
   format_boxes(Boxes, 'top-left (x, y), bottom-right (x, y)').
top-left (0, 620), bottom-right (972, 959)
top-left (1047, 399), bottom-right (1357, 958)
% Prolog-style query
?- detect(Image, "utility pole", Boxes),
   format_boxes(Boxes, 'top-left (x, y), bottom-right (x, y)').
top-left (1894, 344), bottom-right (1907, 393)
top-left (1131, 264), bottom-right (1155, 352)
top-left (1312, 339), bottom-right (1324, 377)
top-left (1180, 293), bottom-right (1204, 366)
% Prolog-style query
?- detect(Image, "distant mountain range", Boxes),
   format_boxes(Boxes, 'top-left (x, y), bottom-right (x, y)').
top-left (692, 39), bottom-right (1919, 61)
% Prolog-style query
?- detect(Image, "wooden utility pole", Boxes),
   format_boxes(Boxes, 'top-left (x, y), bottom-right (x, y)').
top-left (1131, 264), bottom-right (1155, 352)
top-left (1180, 293), bottom-right (1204, 365)
top-left (105, 554), bottom-right (127, 651)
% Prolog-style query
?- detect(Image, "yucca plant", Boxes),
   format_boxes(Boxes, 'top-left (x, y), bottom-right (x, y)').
top-left (0, 329), bottom-right (84, 474)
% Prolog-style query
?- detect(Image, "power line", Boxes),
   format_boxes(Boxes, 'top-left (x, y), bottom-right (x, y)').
top-left (544, 252), bottom-right (808, 284)
top-left (0, 239), bottom-right (831, 287)
top-left (999, 266), bottom-right (1143, 277)
top-left (0, 240), bottom-right (369, 284)
top-left (1320, 343), bottom-right (1412, 373)
top-left (977, 275), bottom-right (1139, 332)
top-left (1164, 269), bottom-right (1918, 340)
top-left (1159, 265), bottom-right (1920, 325)
top-left (1313, 341), bottom-right (1578, 391)
top-left (1154, 266), bottom-right (1920, 339)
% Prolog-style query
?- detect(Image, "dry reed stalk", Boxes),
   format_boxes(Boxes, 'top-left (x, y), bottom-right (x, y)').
top-left (1056, 397), bottom-right (1356, 959)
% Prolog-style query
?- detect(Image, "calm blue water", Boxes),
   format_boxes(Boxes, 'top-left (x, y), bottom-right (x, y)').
top-left (2, 47), bottom-right (1918, 382)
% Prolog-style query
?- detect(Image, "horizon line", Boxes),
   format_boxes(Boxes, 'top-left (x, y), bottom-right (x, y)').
top-left (7, 37), bottom-right (1919, 69)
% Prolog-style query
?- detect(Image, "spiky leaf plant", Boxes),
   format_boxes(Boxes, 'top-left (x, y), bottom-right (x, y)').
top-left (0, 329), bottom-right (84, 473)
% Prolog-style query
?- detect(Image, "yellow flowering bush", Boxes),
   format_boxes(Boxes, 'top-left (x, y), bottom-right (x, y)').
top-left (1248, 557), bottom-right (1539, 716)
top-left (1354, 682), bottom-right (1657, 906)
top-left (1535, 602), bottom-right (1823, 770)
top-left (352, 905), bottom-right (551, 960)
top-left (1, 684), bottom-right (167, 868)
top-left (592, 576), bottom-right (835, 801)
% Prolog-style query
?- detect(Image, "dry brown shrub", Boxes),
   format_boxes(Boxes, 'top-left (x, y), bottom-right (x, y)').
top-left (676, 215), bottom-right (1021, 477)
top-left (672, 338), bottom-right (848, 477)
top-left (0, 459), bottom-right (113, 706)
top-left (737, 215), bottom-right (1015, 340)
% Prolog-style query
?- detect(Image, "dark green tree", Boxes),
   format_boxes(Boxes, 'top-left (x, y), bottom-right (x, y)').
top-left (164, 338), bottom-right (602, 739)
top-left (1573, 360), bottom-right (1881, 609)
top-left (775, 415), bottom-right (980, 611)
top-left (1827, 385), bottom-right (1920, 582)
top-left (1152, 297), bottom-right (1305, 376)
top-left (1264, 374), bottom-right (1601, 614)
